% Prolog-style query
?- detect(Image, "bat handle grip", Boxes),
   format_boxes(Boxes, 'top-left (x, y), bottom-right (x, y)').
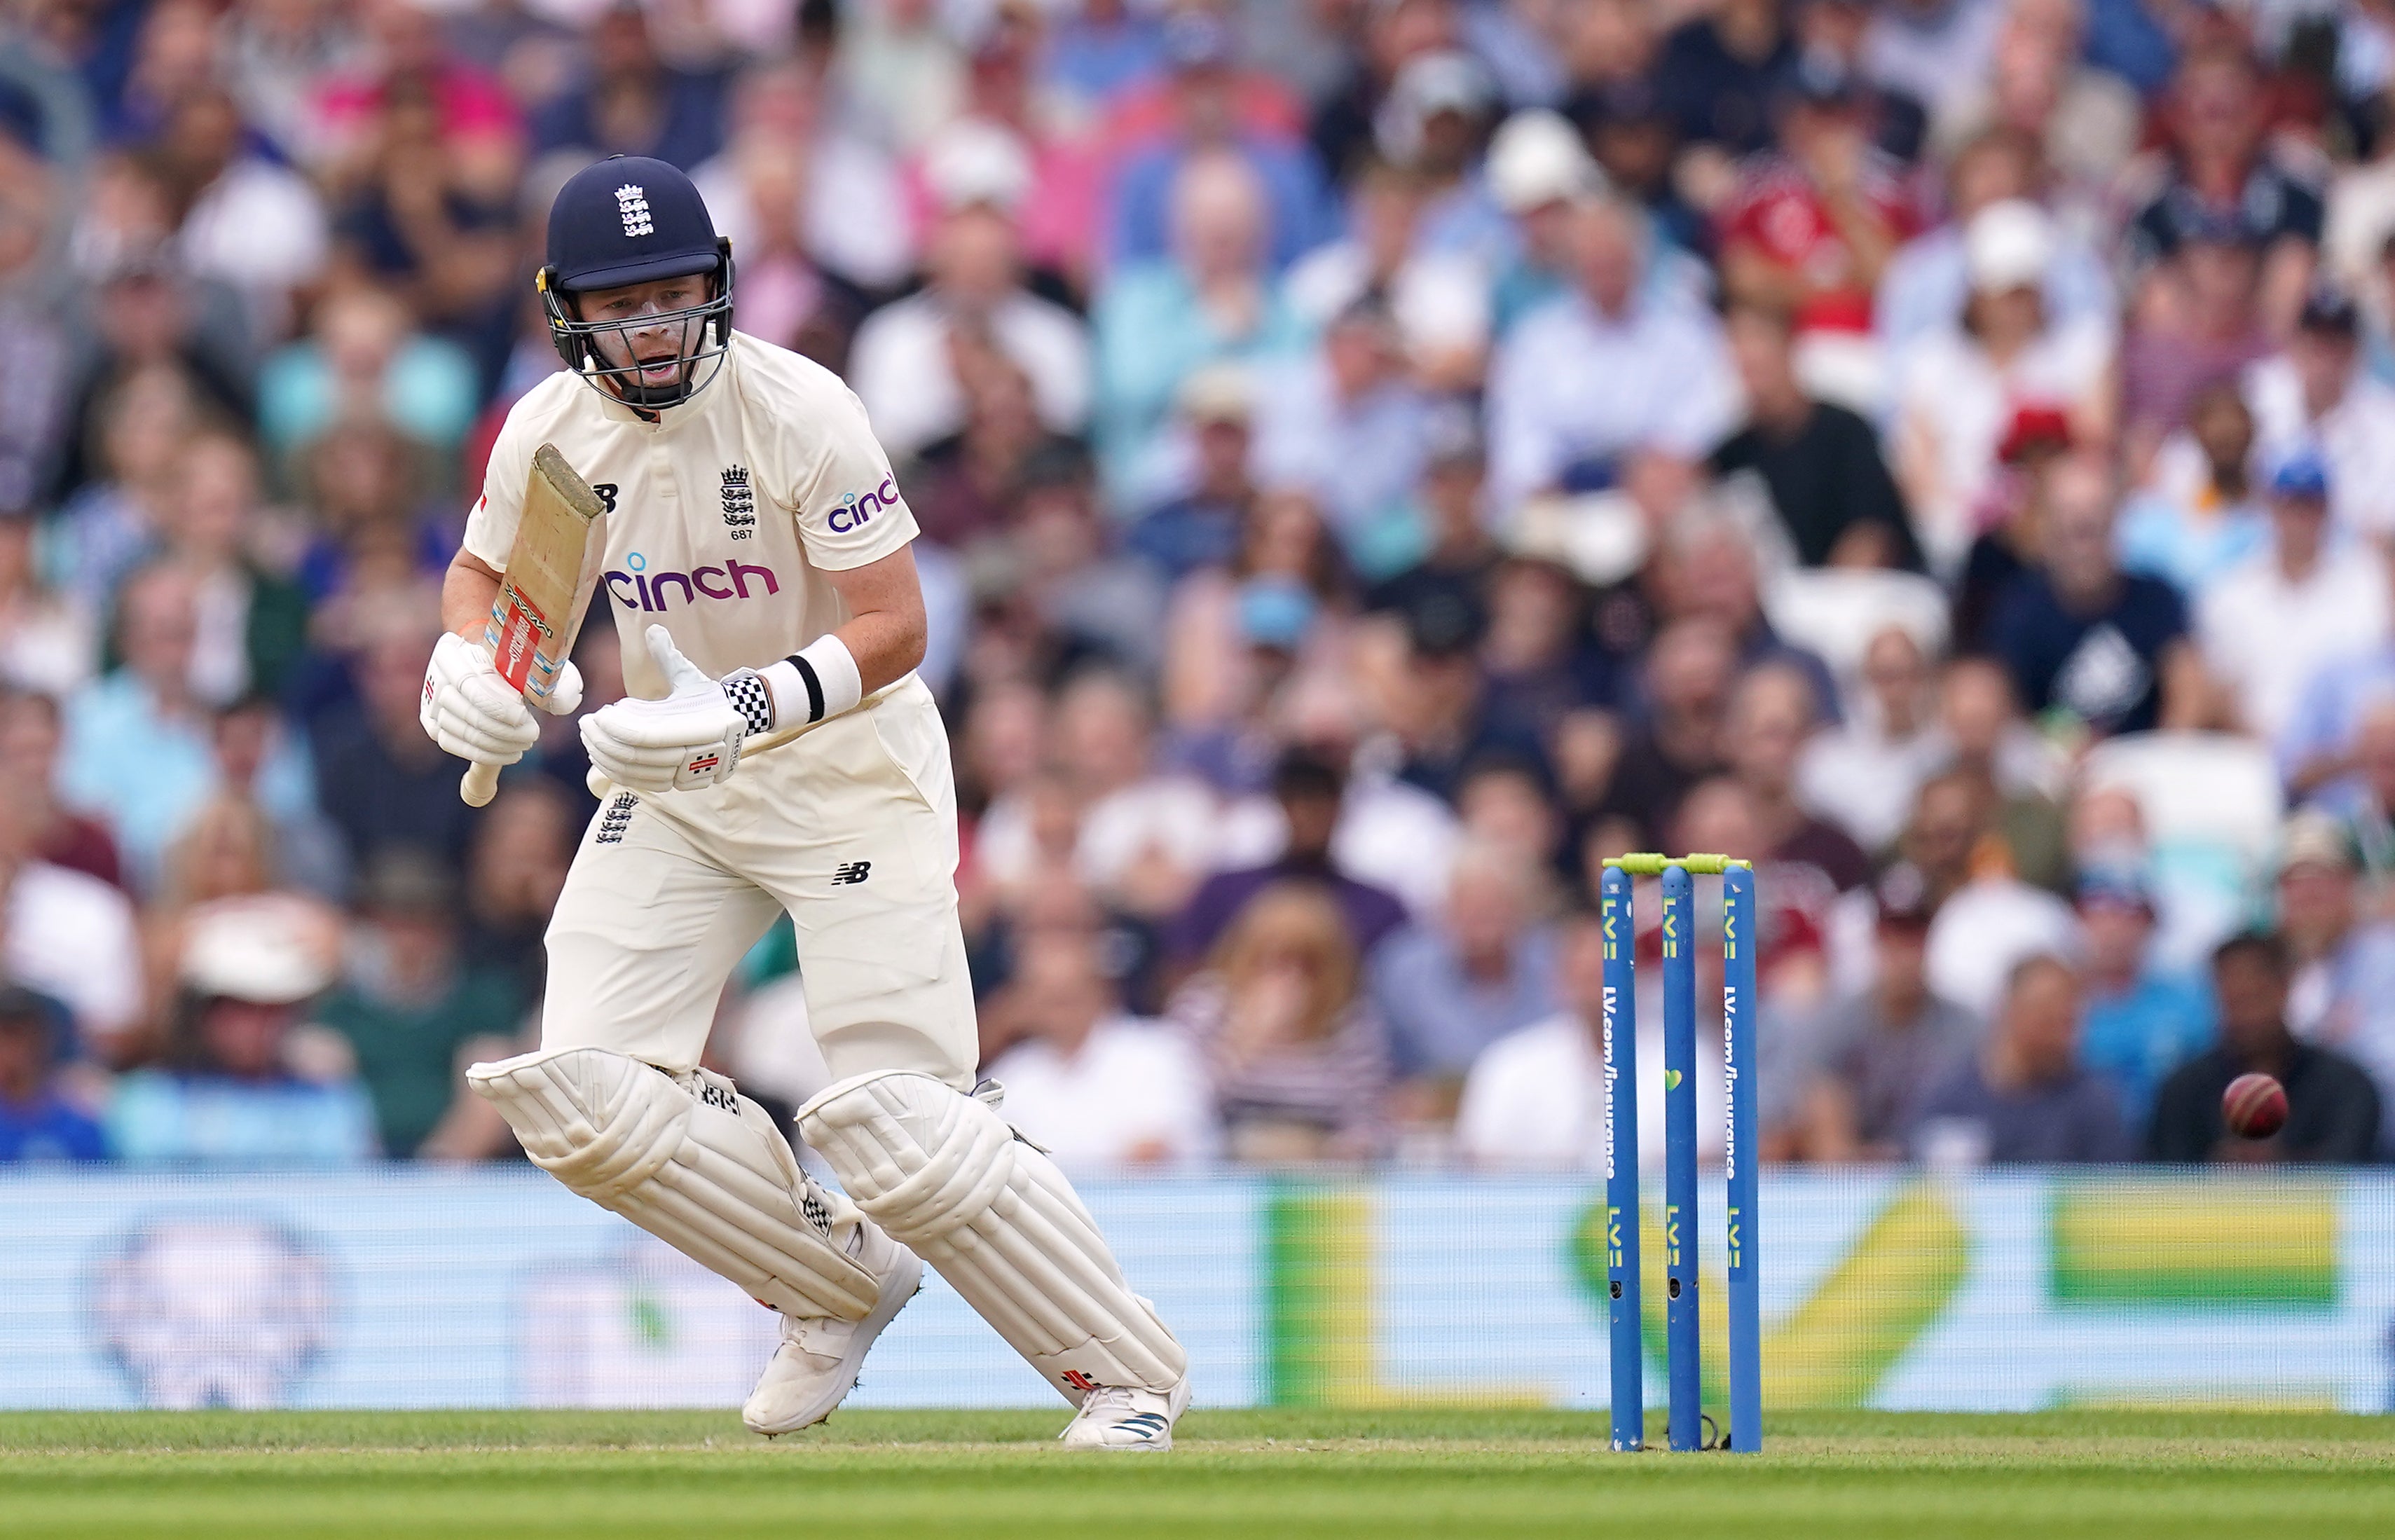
top-left (460, 760), bottom-right (501, 807)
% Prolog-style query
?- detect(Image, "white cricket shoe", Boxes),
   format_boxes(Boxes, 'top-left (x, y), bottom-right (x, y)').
top-left (1057, 1377), bottom-right (1192, 1452)
top-left (742, 1225), bottom-right (921, 1437)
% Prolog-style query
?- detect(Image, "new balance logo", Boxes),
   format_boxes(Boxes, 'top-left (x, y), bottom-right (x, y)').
top-left (832, 861), bottom-right (872, 886)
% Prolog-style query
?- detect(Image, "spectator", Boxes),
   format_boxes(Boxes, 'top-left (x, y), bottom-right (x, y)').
top-left (1791, 0), bottom-right (1928, 164)
top-left (1891, 199), bottom-right (2115, 576)
top-left (1169, 748), bottom-right (1407, 971)
top-left (0, 717), bottom-right (140, 1058)
top-left (1482, 108), bottom-right (1603, 337)
top-left (1253, 298), bottom-right (1436, 577)
top-left (2280, 554), bottom-right (2395, 799)
top-left (1925, 0), bottom-right (2140, 206)
top-left (985, 928), bottom-right (1215, 1171)
top-left (1574, 83), bottom-right (1706, 262)
top-left (527, 4), bottom-right (729, 172)
top-left (2114, 380), bottom-right (2269, 598)
top-left (0, 687), bottom-right (121, 888)
top-left (1045, 0), bottom-right (1168, 116)
top-left (1654, 0), bottom-right (1797, 157)
top-left (1487, 193), bottom-right (1740, 514)
top-left (1799, 865), bottom-right (1979, 1160)
top-left (973, 669), bottom-right (1219, 919)
top-left (836, 0), bottom-right (967, 152)
top-left (2195, 450), bottom-right (2389, 742)
top-left (1710, 301), bottom-right (1921, 570)
top-left (325, 79), bottom-right (521, 383)
top-left (1866, 0), bottom-right (2005, 113)
top-left (1457, 905), bottom-right (1725, 1170)
top-left (2340, 703), bottom-right (2395, 888)
top-left (2074, 864), bottom-right (2214, 1129)
top-left (0, 507), bottom-right (89, 700)
top-left (48, 364), bottom-right (196, 619)
top-left (156, 433), bottom-right (313, 706)
top-left (2272, 811), bottom-right (2395, 1104)
top-left (1876, 126), bottom-right (2114, 358)
top-left (107, 902), bottom-right (374, 1164)
top-left (1364, 404), bottom-right (1502, 623)
top-left (2148, 931), bottom-right (2382, 1162)
top-left (852, 121), bottom-right (1091, 462)
top-left (0, 985), bottom-right (104, 1162)
top-left (1106, 12), bottom-right (1331, 274)
top-left (1368, 841), bottom-right (1558, 1093)
top-left (2125, 46), bottom-right (2321, 337)
top-left (460, 781), bottom-right (574, 1008)
top-left (1932, 654), bottom-right (2070, 888)
top-left (693, 57), bottom-right (910, 301)
top-left (1799, 626), bottom-right (1945, 854)
top-left (1094, 147), bottom-right (1308, 509)
top-left (59, 564), bottom-right (316, 892)
top-left (1989, 453), bottom-right (2204, 740)
top-left (1169, 881), bottom-right (1387, 1162)
top-left (1725, 662), bottom-right (1873, 902)
top-left (1476, 558), bottom-right (1610, 746)
top-left (155, 85), bottom-right (331, 346)
top-left (257, 284), bottom-right (480, 461)
top-left (0, 130), bottom-right (67, 519)
top-left (308, 606), bottom-right (481, 877)
top-left (1126, 365), bottom-right (1257, 582)
top-left (315, 850), bottom-right (520, 1159)
top-left (2242, 287), bottom-right (2395, 538)
top-left (306, 0), bottom-right (521, 185)
top-left (1909, 771), bottom-right (2078, 1015)
top-left (1914, 953), bottom-right (2132, 1162)
top-left (2119, 218), bottom-right (2274, 453)
top-left (1380, 589), bottom-right (1550, 804)
top-left (1598, 617), bottom-right (1736, 839)
top-left (1716, 59), bottom-right (1919, 412)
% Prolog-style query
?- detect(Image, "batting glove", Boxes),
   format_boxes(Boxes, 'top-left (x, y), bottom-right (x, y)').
top-left (579, 625), bottom-right (753, 793)
top-left (421, 631), bottom-right (541, 766)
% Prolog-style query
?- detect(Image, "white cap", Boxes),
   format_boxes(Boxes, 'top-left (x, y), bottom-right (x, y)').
top-left (1177, 362), bottom-right (1253, 423)
top-left (1487, 109), bottom-right (1601, 214)
top-left (922, 117), bottom-right (1034, 215)
top-left (1964, 199), bottom-right (2054, 294)
top-left (180, 905), bottom-right (335, 1005)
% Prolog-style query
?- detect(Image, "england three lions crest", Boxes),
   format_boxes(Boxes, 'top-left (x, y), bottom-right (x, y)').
top-left (720, 465), bottom-right (757, 540)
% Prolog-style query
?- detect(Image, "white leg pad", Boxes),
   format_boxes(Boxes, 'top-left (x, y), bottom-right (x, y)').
top-left (470, 1046), bottom-right (881, 1321)
top-left (797, 1070), bottom-right (1187, 1403)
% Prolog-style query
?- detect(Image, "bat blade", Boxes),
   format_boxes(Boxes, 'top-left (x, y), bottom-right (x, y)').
top-left (462, 444), bottom-right (608, 807)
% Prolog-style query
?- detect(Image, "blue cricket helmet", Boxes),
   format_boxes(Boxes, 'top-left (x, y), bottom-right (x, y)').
top-left (539, 155), bottom-right (736, 408)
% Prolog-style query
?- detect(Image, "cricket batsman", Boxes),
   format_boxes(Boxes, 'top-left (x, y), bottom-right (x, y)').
top-left (418, 156), bottom-right (1189, 1448)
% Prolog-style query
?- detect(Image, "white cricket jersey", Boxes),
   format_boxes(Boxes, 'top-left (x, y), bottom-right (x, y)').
top-left (464, 332), bottom-right (919, 700)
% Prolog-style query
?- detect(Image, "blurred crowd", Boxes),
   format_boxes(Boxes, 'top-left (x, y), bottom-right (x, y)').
top-left (6, 0), bottom-right (2395, 1174)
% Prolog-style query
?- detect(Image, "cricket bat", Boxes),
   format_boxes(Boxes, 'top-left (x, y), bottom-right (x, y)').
top-left (462, 443), bottom-right (608, 807)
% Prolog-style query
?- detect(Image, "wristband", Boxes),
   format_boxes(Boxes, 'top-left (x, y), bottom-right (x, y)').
top-left (761, 632), bottom-right (863, 727)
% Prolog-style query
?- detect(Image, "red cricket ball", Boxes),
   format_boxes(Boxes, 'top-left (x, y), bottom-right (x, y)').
top-left (2222, 1073), bottom-right (2288, 1140)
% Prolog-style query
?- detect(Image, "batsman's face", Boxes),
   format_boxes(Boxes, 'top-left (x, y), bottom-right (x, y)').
top-left (577, 275), bottom-right (710, 391)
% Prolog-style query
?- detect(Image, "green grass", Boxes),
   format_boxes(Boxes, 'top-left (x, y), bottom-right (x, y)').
top-left (1, 1408), bottom-right (2390, 1539)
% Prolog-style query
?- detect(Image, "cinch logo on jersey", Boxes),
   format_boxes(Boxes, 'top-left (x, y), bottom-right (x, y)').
top-left (603, 551), bottom-right (783, 612)
top-left (828, 475), bottom-right (899, 534)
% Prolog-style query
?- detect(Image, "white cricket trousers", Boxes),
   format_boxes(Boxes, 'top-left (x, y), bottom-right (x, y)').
top-left (538, 673), bottom-right (978, 1087)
